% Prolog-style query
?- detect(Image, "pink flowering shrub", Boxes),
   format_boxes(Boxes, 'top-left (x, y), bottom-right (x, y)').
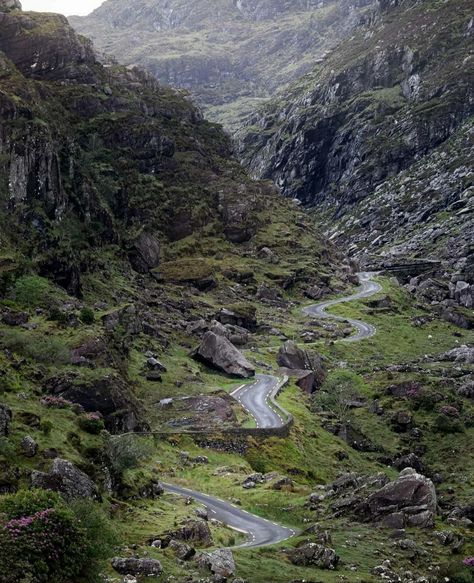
top-left (0, 489), bottom-right (117, 583)
top-left (463, 557), bottom-right (474, 567)
top-left (0, 502), bottom-right (88, 582)
top-left (40, 395), bottom-right (74, 409)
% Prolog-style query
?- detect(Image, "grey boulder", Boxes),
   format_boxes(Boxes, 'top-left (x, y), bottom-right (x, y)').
top-left (196, 548), bottom-right (236, 578)
top-left (288, 543), bottom-right (339, 569)
top-left (366, 468), bottom-right (437, 528)
top-left (277, 340), bottom-right (326, 393)
top-left (192, 331), bottom-right (255, 378)
top-left (111, 557), bottom-right (162, 576)
top-left (31, 458), bottom-right (98, 501)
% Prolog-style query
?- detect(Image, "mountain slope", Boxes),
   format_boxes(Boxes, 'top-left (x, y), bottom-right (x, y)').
top-left (70, 0), bottom-right (377, 130)
top-left (238, 0), bottom-right (473, 306)
top-left (0, 4), bottom-right (344, 451)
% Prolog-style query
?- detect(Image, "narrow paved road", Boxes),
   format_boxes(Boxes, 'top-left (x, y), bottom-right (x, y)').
top-left (303, 271), bottom-right (381, 341)
top-left (231, 374), bottom-right (285, 429)
top-left (163, 483), bottom-right (295, 548)
top-left (164, 272), bottom-right (381, 549)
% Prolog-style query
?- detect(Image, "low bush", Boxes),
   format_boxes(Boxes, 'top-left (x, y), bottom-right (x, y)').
top-left (434, 413), bottom-right (465, 434)
top-left (79, 307), bottom-right (95, 325)
top-left (78, 412), bottom-right (105, 435)
top-left (439, 558), bottom-right (474, 583)
top-left (0, 489), bottom-right (118, 583)
top-left (11, 275), bottom-right (53, 309)
top-left (106, 434), bottom-right (154, 473)
top-left (0, 329), bottom-right (70, 364)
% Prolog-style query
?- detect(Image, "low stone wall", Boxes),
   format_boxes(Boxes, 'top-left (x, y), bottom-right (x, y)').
top-left (115, 376), bottom-right (294, 445)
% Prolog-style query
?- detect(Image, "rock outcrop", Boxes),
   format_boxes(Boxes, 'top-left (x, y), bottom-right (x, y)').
top-left (239, 0), bottom-right (473, 300)
top-left (330, 469), bottom-right (437, 529)
top-left (365, 468), bottom-right (437, 528)
top-left (192, 331), bottom-right (255, 378)
top-left (196, 548), bottom-right (236, 578)
top-left (45, 373), bottom-right (145, 433)
top-left (167, 519), bottom-right (213, 547)
top-left (288, 543), bottom-right (339, 569)
top-left (111, 557), bottom-right (163, 577)
top-left (0, 0), bottom-right (21, 13)
top-left (31, 458), bottom-right (98, 501)
top-left (277, 340), bottom-right (326, 393)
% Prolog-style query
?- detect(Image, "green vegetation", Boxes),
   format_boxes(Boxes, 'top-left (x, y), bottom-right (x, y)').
top-left (0, 490), bottom-right (117, 583)
top-left (0, 328), bottom-right (70, 364)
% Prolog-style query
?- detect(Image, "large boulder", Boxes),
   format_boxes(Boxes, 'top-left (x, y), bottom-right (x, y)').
top-left (196, 548), bottom-right (236, 578)
top-left (288, 543), bottom-right (339, 569)
top-left (0, 404), bottom-right (12, 437)
top-left (277, 340), bottom-right (326, 393)
top-left (128, 231), bottom-right (161, 274)
top-left (31, 458), bottom-right (98, 501)
top-left (216, 305), bottom-right (257, 331)
top-left (192, 331), bottom-right (255, 378)
top-left (209, 320), bottom-right (250, 346)
top-left (441, 345), bottom-right (474, 364)
top-left (365, 468), bottom-right (437, 528)
top-left (168, 519), bottom-right (213, 547)
top-left (111, 557), bottom-right (162, 577)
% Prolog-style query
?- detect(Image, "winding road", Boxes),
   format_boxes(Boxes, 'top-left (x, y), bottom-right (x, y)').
top-left (164, 482), bottom-right (296, 547)
top-left (303, 271), bottom-right (382, 341)
top-left (231, 374), bottom-right (286, 429)
top-left (163, 272), bottom-right (381, 548)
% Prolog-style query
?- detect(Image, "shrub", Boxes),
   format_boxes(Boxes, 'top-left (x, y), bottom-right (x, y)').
top-left (440, 558), bottom-right (474, 583)
top-left (434, 413), bottom-right (465, 434)
top-left (106, 435), bottom-right (154, 473)
top-left (0, 505), bottom-right (89, 583)
top-left (78, 412), bottom-right (105, 435)
top-left (313, 369), bottom-right (367, 425)
top-left (11, 275), bottom-right (53, 309)
top-left (0, 490), bottom-right (118, 583)
top-left (0, 329), bottom-right (70, 364)
top-left (40, 420), bottom-right (54, 436)
top-left (79, 307), bottom-right (95, 325)
top-left (40, 396), bottom-right (73, 409)
top-left (70, 499), bottom-right (118, 576)
top-left (0, 437), bottom-right (15, 460)
top-left (0, 489), bottom-right (63, 519)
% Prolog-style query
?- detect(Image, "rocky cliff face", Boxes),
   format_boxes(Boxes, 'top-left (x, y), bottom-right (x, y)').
top-left (239, 0), bottom-right (473, 305)
top-left (70, 0), bottom-right (376, 129)
top-left (0, 4), bottom-right (299, 295)
top-left (0, 2), bottom-right (343, 437)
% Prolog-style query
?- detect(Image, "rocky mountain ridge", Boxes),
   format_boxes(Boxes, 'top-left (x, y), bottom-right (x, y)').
top-left (238, 0), bottom-right (473, 309)
top-left (70, 0), bottom-right (377, 129)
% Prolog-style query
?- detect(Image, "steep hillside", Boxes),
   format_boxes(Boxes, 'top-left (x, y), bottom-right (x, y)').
top-left (70, 0), bottom-right (377, 130)
top-left (239, 0), bottom-right (473, 307)
top-left (1, 3), bottom-right (474, 583)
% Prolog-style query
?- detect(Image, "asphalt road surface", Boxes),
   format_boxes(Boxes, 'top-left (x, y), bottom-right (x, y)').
top-left (164, 272), bottom-right (381, 549)
top-left (303, 271), bottom-right (382, 341)
top-left (163, 483), bottom-right (295, 548)
top-left (231, 374), bottom-right (285, 429)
